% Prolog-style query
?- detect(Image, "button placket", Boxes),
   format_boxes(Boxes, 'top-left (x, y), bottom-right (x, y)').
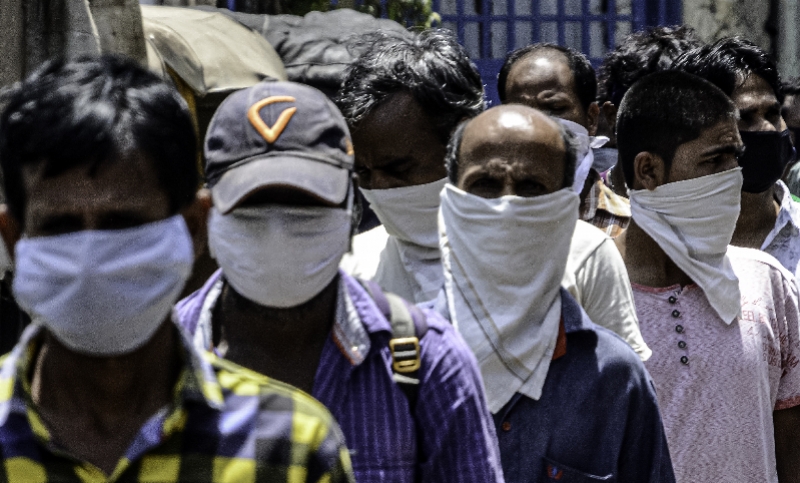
top-left (670, 291), bottom-right (689, 365)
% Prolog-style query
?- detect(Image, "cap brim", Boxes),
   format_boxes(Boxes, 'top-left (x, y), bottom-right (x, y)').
top-left (211, 155), bottom-right (350, 214)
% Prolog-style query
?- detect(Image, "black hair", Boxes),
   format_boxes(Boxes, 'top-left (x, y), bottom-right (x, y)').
top-left (782, 76), bottom-right (800, 97)
top-left (498, 43), bottom-right (597, 112)
top-left (617, 70), bottom-right (737, 187)
top-left (0, 55), bottom-right (198, 226)
top-left (597, 25), bottom-right (704, 106)
top-left (335, 29), bottom-right (485, 144)
top-left (445, 112), bottom-right (578, 189)
top-left (672, 37), bottom-right (784, 103)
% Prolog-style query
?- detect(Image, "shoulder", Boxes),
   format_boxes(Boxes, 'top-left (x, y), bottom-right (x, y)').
top-left (211, 354), bottom-right (339, 430)
top-left (569, 220), bottom-right (609, 263)
top-left (562, 291), bottom-right (646, 378)
top-left (728, 246), bottom-right (796, 287)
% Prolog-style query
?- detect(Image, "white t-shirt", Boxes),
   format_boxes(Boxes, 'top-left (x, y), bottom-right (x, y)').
top-left (633, 246), bottom-right (800, 483)
top-left (342, 220), bottom-right (651, 360)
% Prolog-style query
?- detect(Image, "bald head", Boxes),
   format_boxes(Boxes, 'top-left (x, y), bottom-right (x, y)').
top-left (445, 105), bottom-right (577, 198)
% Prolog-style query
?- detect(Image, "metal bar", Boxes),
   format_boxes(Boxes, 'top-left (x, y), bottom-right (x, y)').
top-left (227, 0), bottom-right (236, 10)
top-left (658, 0), bottom-right (667, 25)
top-left (582, 0), bottom-right (590, 55)
top-left (557, 0), bottom-right (565, 45)
top-left (508, 0), bottom-right (516, 51)
top-left (631, 0), bottom-right (646, 31)
top-left (456, 0), bottom-right (466, 49)
top-left (481, 0), bottom-right (491, 59)
top-left (607, 0), bottom-right (617, 52)
top-left (532, 0), bottom-right (540, 42)
top-left (438, 14), bottom-right (634, 20)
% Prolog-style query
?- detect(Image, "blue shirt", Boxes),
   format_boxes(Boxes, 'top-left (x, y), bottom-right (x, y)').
top-left (491, 290), bottom-right (675, 482)
top-left (176, 270), bottom-right (505, 483)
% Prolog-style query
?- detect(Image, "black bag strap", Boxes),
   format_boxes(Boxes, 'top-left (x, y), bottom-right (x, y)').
top-left (358, 279), bottom-right (428, 410)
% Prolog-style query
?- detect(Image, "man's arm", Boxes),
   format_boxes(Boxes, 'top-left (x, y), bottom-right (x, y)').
top-left (775, 405), bottom-right (800, 483)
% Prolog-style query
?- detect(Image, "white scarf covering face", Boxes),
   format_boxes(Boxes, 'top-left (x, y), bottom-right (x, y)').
top-left (440, 184), bottom-right (580, 412)
top-left (556, 118), bottom-right (609, 193)
top-left (361, 178), bottom-right (448, 302)
top-left (629, 168), bottom-right (744, 324)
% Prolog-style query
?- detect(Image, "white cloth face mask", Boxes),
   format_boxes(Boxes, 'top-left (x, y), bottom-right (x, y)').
top-left (13, 215), bottom-right (194, 356)
top-left (556, 118), bottom-right (609, 193)
top-left (439, 184), bottom-right (580, 412)
top-left (629, 168), bottom-right (743, 323)
top-left (360, 178), bottom-right (447, 249)
top-left (208, 204), bottom-right (351, 308)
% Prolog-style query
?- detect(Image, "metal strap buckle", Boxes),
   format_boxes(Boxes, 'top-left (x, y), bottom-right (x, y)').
top-left (389, 336), bottom-right (421, 373)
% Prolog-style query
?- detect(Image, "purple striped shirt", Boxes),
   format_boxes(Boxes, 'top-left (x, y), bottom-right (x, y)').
top-left (175, 270), bottom-right (505, 483)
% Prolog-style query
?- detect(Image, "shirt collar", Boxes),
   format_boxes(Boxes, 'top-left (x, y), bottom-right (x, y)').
top-left (197, 270), bottom-right (374, 367)
top-left (582, 170), bottom-right (631, 220)
top-left (0, 317), bottom-right (225, 431)
top-left (763, 181), bottom-right (800, 250)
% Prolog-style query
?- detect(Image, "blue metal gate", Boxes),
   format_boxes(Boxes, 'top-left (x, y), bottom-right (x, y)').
top-left (433, 0), bottom-right (682, 104)
top-left (226, 0), bottom-right (682, 104)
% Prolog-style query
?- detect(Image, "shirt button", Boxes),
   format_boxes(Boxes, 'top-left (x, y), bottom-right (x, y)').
top-left (675, 325), bottom-right (684, 334)
top-left (668, 296), bottom-right (677, 304)
top-left (680, 356), bottom-right (689, 365)
top-left (678, 341), bottom-right (687, 349)
top-left (672, 310), bottom-right (681, 318)
top-left (501, 421), bottom-right (511, 432)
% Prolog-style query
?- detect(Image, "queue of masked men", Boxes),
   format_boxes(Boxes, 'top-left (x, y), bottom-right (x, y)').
top-left (0, 21), bottom-right (797, 483)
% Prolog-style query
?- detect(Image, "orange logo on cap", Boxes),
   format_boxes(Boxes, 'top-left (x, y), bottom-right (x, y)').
top-left (247, 96), bottom-right (297, 143)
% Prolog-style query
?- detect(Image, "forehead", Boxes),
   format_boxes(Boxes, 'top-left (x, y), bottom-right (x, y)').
top-left (681, 118), bottom-right (741, 152)
top-left (507, 50), bottom-right (576, 96)
top-left (351, 92), bottom-right (442, 157)
top-left (731, 74), bottom-right (778, 106)
top-left (22, 152), bottom-right (169, 221)
top-left (460, 108), bottom-right (565, 163)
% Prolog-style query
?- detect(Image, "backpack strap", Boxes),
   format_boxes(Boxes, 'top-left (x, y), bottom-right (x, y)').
top-left (358, 279), bottom-right (428, 410)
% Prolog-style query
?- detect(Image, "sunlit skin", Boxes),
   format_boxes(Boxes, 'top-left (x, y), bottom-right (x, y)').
top-left (351, 92), bottom-right (447, 190)
top-left (0, 153), bottom-right (209, 475)
top-left (455, 105), bottom-right (566, 198)
top-left (729, 74), bottom-right (786, 250)
top-left (503, 50), bottom-right (599, 134)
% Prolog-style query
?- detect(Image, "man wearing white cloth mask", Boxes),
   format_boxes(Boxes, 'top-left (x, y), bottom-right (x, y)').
top-left (0, 57), bottom-right (354, 481)
top-left (615, 70), bottom-right (800, 483)
top-left (499, 43), bottom-right (631, 238)
top-left (439, 104), bottom-right (674, 483)
top-left (336, 31), bottom-right (650, 361)
top-left (176, 80), bottom-right (504, 483)
top-left (336, 30), bottom-right (485, 304)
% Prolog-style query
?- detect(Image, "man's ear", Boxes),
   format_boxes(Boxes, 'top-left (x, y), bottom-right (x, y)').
top-left (0, 205), bottom-right (21, 261)
top-left (181, 189), bottom-right (212, 260)
top-left (587, 102), bottom-right (600, 137)
top-left (633, 152), bottom-right (668, 191)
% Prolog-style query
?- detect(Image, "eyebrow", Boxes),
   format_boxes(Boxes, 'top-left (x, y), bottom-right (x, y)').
top-left (739, 101), bottom-right (781, 116)
top-left (700, 144), bottom-right (745, 157)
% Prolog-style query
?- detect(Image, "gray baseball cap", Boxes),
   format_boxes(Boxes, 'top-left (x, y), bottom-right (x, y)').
top-left (204, 81), bottom-right (354, 214)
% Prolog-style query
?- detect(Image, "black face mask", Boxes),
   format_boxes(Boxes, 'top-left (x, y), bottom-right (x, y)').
top-left (738, 129), bottom-right (796, 193)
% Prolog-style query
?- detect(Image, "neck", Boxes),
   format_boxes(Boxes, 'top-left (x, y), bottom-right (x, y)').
top-left (31, 321), bottom-right (181, 427)
top-left (215, 276), bottom-right (338, 391)
top-left (731, 187), bottom-right (779, 249)
top-left (618, 220), bottom-right (693, 288)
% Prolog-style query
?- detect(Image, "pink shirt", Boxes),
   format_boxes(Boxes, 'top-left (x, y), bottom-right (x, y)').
top-left (633, 246), bottom-right (800, 483)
